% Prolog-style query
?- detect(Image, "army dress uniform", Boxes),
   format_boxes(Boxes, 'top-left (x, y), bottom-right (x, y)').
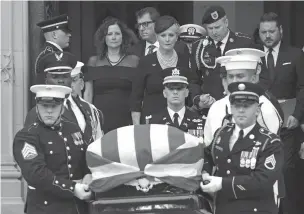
top-left (13, 85), bottom-right (90, 214)
top-left (191, 6), bottom-right (252, 101)
top-left (35, 14), bottom-right (70, 84)
top-left (25, 52), bottom-right (103, 144)
top-left (203, 82), bottom-right (285, 214)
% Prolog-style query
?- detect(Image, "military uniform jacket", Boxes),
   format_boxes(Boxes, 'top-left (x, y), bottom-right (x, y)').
top-left (24, 95), bottom-right (103, 145)
top-left (13, 120), bottom-right (90, 214)
top-left (35, 42), bottom-right (62, 84)
top-left (204, 94), bottom-right (283, 147)
top-left (204, 123), bottom-right (284, 214)
top-left (191, 31), bottom-right (252, 100)
top-left (147, 107), bottom-right (205, 135)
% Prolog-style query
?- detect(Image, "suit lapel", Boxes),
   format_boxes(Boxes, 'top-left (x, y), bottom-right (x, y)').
top-left (140, 41), bottom-right (146, 57)
top-left (223, 32), bottom-right (236, 54)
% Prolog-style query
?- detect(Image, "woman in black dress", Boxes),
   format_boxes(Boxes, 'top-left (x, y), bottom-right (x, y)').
top-left (130, 16), bottom-right (199, 124)
top-left (84, 17), bottom-right (139, 133)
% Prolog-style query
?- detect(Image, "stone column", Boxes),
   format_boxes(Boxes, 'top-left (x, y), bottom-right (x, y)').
top-left (1, 1), bottom-right (29, 213)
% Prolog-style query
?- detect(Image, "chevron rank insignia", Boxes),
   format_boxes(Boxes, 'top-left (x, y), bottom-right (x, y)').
top-left (264, 154), bottom-right (276, 170)
top-left (21, 142), bottom-right (38, 160)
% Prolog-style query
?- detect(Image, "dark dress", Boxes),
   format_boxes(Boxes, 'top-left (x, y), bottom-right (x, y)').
top-left (85, 55), bottom-right (139, 134)
top-left (130, 52), bottom-right (199, 123)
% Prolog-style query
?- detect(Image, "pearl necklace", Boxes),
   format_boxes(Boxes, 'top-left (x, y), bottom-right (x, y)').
top-left (157, 50), bottom-right (178, 69)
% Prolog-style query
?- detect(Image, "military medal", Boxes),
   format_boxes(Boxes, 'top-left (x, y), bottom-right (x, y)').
top-left (240, 151), bottom-right (246, 168)
top-left (245, 152), bottom-right (251, 168)
top-left (250, 147), bottom-right (259, 169)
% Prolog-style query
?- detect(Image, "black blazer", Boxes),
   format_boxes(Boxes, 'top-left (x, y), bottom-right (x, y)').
top-left (259, 43), bottom-right (304, 121)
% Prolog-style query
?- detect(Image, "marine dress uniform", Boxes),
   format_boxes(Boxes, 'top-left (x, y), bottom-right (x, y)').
top-left (204, 49), bottom-right (283, 146)
top-left (25, 52), bottom-right (103, 144)
top-left (147, 67), bottom-right (205, 136)
top-left (35, 14), bottom-right (70, 84)
top-left (13, 85), bottom-right (90, 214)
top-left (203, 82), bottom-right (285, 214)
top-left (191, 6), bottom-right (252, 101)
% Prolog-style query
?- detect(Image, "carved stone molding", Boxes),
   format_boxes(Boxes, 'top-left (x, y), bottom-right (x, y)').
top-left (1, 52), bottom-right (14, 83)
top-left (45, 1), bottom-right (59, 19)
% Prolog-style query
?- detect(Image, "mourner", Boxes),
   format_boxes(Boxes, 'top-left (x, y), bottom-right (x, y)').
top-left (70, 61), bottom-right (85, 98)
top-left (204, 48), bottom-right (283, 146)
top-left (258, 12), bottom-right (304, 214)
top-left (201, 82), bottom-right (284, 214)
top-left (191, 5), bottom-right (252, 114)
top-left (13, 85), bottom-right (92, 214)
top-left (24, 52), bottom-right (103, 144)
top-left (35, 14), bottom-right (71, 84)
top-left (147, 67), bottom-right (205, 135)
top-left (128, 7), bottom-right (188, 58)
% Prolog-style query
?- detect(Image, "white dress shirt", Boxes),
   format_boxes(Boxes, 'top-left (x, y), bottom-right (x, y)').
top-left (264, 41), bottom-right (281, 66)
top-left (66, 95), bottom-right (86, 132)
top-left (145, 41), bottom-right (159, 56)
top-left (46, 41), bottom-right (63, 51)
top-left (229, 123), bottom-right (255, 150)
top-left (214, 31), bottom-right (230, 55)
top-left (204, 95), bottom-right (281, 146)
top-left (167, 106), bottom-right (186, 126)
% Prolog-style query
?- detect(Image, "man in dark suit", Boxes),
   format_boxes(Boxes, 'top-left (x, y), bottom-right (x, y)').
top-left (24, 52), bottom-right (103, 145)
top-left (191, 6), bottom-right (252, 115)
top-left (146, 67), bottom-right (205, 136)
top-left (127, 7), bottom-right (189, 58)
top-left (35, 14), bottom-right (71, 84)
top-left (258, 12), bottom-right (304, 214)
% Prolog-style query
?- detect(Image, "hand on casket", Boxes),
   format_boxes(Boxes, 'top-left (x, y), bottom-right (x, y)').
top-left (86, 124), bottom-right (205, 193)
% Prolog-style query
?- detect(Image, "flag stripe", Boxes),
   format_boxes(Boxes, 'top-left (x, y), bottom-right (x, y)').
top-left (90, 162), bottom-right (140, 179)
top-left (150, 125), bottom-right (170, 162)
top-left (145, 159), bottom-right (204, 178)
top-left (159, 175), bottom-right (201, 191)
top-left (153, 144), bottom-right (204, 164)
top-left (117, 126), bottom-right (139, 169)
top-left (90, 171), bottom-right (143, 192)
top-left (102, 129), bottom-right (120, 163)
top-left (134, 125), bottom-right (153, 170)
top-left (168, 126), bottom-right (186, 151)
top-left (86, 151), bottom-right (112, 168)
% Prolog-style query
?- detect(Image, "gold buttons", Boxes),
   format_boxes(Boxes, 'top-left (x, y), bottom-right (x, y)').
top-left (58, 132), bottom-right (62, 135)
top-left (50, 151), bottom-right (53, 154)
top-left (254, 208), bottom-right (257, 212)
top-left (66, 146), bottom-right (70, 150)
top-left (55, 180), bottom-right (59, 184)
top-left (226, 170), bottom-right (230, 175)
top-left (68, 164), bottom-right (71, 168)
top-left (70, 186), bottom-right (74, 190)
top-left (62, 184), bottom-right (66, 187)
top-left (68, 156), bottom-right (71, 160)
top-left (227, 159), bottom-right (231, 163)
top-left (64, 138), bottom-right (67, 142)
top-left (44, 201), bottom-right (48, 205)
top-left (70, 174), bottom-right (73, 178)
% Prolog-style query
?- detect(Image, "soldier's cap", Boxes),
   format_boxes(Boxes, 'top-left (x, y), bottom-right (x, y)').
top-left (31, 84), bottom-right (72, 104)
top-left (37, 14), bottom-right (71, 33)
top-left (228, 82), bottom-right (264, 104)
top-left (71, 61), bottom-right (84, 78)
top-left (216, 48), bottom-right (265, 71)
top-left (202, 6), bottom-right (226, 25)
top-left (40, 51), bottom-right (77, 74)
top-left (162, 67), bottom-right (188, 86)
top-left (179, 24), bottom-right (206, 43)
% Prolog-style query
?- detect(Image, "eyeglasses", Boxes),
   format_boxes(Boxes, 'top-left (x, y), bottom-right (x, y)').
top-left (135, 21), bottom-right (154, 29)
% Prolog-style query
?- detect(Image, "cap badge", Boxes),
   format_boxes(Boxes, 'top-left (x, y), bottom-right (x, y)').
top-left (55, 52), bottom-right (63, 61)
top-left (172, 68), bottom-right (180, 76)
top-left (187, 27), bottom-right (196, 35)
top-left (238, 83), bottom-right (246, 91)
top-left (211, 11), bottom-right (219, 20)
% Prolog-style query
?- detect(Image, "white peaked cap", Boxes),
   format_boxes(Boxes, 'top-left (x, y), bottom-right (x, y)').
top-left (30, 85), bottom-right (72, 98)
top-left (216, 48), bottom-right (265, 71)
top-left (71, 61), bottom-right (84, 77)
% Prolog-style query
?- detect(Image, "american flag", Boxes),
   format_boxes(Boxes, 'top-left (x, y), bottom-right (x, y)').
top-left (86, 124), bottom-right (205, 193)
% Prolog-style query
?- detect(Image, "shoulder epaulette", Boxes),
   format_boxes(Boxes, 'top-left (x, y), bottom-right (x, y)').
top-left (26, 122), bottom-right (39, 132)
top-left (258, 127), bottom-right (281, 151)
top-left (235, 32), bottom-right (252, 40)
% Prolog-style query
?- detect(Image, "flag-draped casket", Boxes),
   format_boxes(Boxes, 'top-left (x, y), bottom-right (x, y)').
top-left (86, 124), bottom-right (205, 193)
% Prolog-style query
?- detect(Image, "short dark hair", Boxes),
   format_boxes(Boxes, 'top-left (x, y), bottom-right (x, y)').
top-left (260, 12), bottom-right (282, 28)
top-left (136, 7), bottom-right (160, 21)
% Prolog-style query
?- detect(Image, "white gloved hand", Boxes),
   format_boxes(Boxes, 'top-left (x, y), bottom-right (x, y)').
top-left (200, 174), bottom-right (222, 193)
top-left (74, 183), bottom-right (92, 200)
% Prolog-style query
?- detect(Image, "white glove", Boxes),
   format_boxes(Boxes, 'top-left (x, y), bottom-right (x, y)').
top-left (200, 174), bottom-right (222, 193)
top-left (74, 183), bottom-right (92, 200)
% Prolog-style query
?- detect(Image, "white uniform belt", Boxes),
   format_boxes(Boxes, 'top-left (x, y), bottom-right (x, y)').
top-left (28, 185), bottom-right (36, 190)
top-left (278, 99), bottom-right (294, 103)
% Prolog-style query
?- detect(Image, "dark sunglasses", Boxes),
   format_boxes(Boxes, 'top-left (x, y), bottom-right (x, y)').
top-left (135, 21), bottom-right (154, 29)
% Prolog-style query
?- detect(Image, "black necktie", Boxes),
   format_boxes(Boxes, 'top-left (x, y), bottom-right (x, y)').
top-left (216, 41), bottom-right (223, 57)
top-left (237, 129), bottom-right (244, 142)
top-left (66, 99), bottom-right (77, 120)
top-left (267, 48), bottom-right (275, 82)
top-left (173, 113), bottom-right (179, 127)
top-left (147, 45), bottom-right (156, 55)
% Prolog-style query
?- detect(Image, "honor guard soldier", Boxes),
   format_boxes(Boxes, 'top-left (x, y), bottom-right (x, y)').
top-left (191, 6), bottom-right (252, 113)
top-left (24, 52), bottom-right (103, 144)
top-left (204, 48), bottom-right (283, 147)
top-left (13, 85), bottom-right (92, 214)
top-left (146, 67), bottom-right (205, 137)
top-left (35, 14), bottom-right (71, 84)
top-left (201, 82), bottom-right (284, 214)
